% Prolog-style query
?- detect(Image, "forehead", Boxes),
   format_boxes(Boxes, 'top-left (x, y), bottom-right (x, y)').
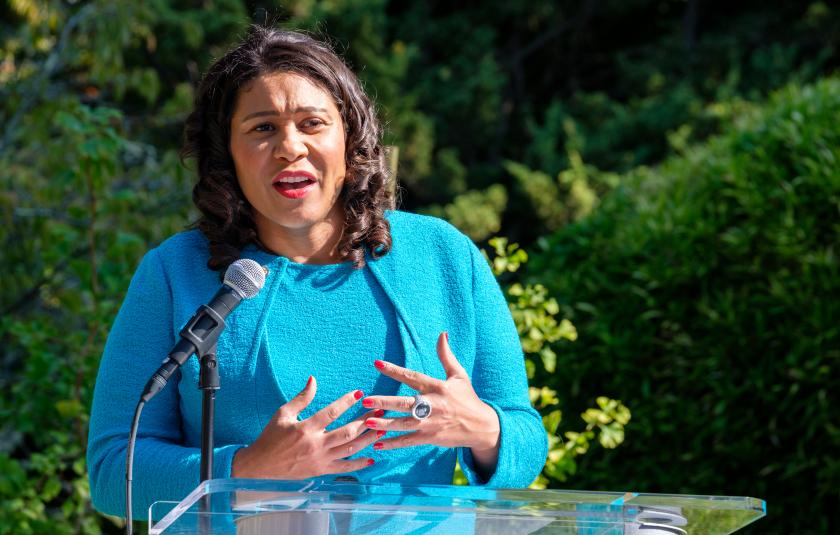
top-left (235, 72), bottom-right (338, 113)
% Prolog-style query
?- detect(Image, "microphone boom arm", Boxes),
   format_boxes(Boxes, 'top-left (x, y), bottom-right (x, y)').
top-left (141, 287), bottom-right (238, 403)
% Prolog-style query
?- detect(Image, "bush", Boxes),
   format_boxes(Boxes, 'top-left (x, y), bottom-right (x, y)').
top-left (481, 238), bottom-right (630, 488)
top-left (529, 78), bottom-right (840, 534)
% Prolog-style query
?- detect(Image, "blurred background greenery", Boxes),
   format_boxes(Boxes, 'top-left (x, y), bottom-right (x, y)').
top-left (1, 1), bottom-right (838, 533)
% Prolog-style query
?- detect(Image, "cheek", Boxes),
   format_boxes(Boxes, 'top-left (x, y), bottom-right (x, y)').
top-left (333, 160), bottom-right (347, 193)
top-left (230, 138), bottom-right (268, 185)
top-left (324, 130), bottom-right (347, 172)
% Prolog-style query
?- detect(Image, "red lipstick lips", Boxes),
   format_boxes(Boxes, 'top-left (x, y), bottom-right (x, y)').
top-left (272, 170), bottom-right (317, 199)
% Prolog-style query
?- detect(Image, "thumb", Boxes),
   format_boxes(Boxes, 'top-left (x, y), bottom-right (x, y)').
top-left (278, 375), bottom-right (317, 421)
top-left (437, 331), bottom-right (466, 378)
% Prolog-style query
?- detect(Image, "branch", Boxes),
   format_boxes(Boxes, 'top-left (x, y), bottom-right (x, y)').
top-left (506, 0), bottom-right (600, 65)
top-left (0, 245), bottom-right (87, 317)
top-left (683, 0), bottom-right (700, 56)
top-left (2, 191), bottom-right (189, 318)
top-left (0, 4), bottom-right (96, 153)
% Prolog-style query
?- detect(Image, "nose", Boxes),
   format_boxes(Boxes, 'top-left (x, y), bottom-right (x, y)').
top-left (272, 126), bottom-right (308, 162)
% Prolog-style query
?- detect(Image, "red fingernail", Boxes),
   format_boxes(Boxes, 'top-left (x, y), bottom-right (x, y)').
top-left (374, 442), bottom-right (383, 450)
top-left (306, 375), bottom-right (313, 387)
top-left (374, 359), bottom-right (386, 369)
top-left (354, 390), bottom-right (364, 400)
top-left (444, 331), bottom-right (449, 343)
top-left (374, 409), bottom-right (385, 417)
top-left (365, 419), bottom-right (377, 429)
top-left (362, 398), bottom-right (374, 408)
top-left (367, 458), bottom-right (375, 466)
top-left (376, 430), bottom-right (386, 438)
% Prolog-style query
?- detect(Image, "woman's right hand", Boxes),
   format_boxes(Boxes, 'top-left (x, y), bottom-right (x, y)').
top-left (231, 376), bottom-right (383, 479)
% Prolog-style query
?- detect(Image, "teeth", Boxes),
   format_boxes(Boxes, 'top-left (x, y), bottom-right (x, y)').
top-left (276, 176), bottom-right (312, 184)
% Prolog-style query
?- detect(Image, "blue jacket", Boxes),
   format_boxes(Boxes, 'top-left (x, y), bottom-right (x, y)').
top-left (87, 211), bottom-right (547, 517)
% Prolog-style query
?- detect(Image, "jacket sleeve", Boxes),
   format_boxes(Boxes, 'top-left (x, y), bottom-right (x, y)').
top-left (86, 248), bottom-right (244, 518)
top-left (456, 235), bottom-right (548, 488)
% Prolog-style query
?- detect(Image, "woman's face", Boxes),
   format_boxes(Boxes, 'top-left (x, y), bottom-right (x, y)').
top-left (229, 72), bottom-right (346, 238)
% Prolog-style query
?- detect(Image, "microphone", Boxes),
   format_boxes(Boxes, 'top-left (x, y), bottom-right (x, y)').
top-left (139, 258), bottom-right (266, 402)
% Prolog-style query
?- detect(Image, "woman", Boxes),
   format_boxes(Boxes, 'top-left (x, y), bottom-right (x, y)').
top-left (86, 26), bottom-right (547, 518)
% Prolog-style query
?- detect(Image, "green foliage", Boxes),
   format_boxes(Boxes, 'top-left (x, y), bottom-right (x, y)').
top-left (508, 282), bottom-right (577, 373)
top-left (0, 435), bottom-right (96, 535)
top-left (1, 3), bottom-right (203, 531)
top-left (0, 93), bottom-right (188, 530)
top-left (529, 77), bottom-right (840, 534)
top-left (484, 237), bottom-right (579, 374)
top-left (484, 236), bottom-right (529, 276)
top-left (481, 238), bottom-right (629, 490)
top-left (491, 239), bottom-right (570, 377)
top-left (532, 394), bottom-right (631, 487)
top-left (511, 118), bottom-right (621, 231)
top-left (505, 146), bottom-right (617, 233)
top-left (423, 185), bottom-right (507, 241)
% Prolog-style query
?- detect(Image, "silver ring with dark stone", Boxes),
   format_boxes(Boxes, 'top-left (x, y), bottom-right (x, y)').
top-left (411, 395), bottom-right (432, 420)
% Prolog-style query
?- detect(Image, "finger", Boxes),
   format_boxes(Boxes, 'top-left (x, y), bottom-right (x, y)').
top-left (277, 375), bottom-right (316, 421)
top-left (364, 416), bottom-right (422, 433)
top-left (373, 431), bottom-right (426, 451)
top-left (308, 388), bottom-right (365, 429)
top-left (437, 331), bottom-right (466, 378)
top-left (361, 395), bottom-right (415, 413)
top-left (373, 360), bottom-right (442, 392)
top-left (324, 457), bottom-right (376, 475)
top-left (328, 427), bottom-right (386, 459)
top-left (323, 409), bottom-right (385, 449)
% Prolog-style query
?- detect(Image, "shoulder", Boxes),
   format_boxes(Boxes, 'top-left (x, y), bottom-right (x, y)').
top-left (377, 211), bottom-right (482, 283)
top-left (154, 229), bottom-right (210, 259)
top-left (385, 210), bottom-right (472, 255)
top-left (138, 229), bottom-right (214, 286)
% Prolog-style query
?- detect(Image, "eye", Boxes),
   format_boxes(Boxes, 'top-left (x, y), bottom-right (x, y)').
top-left (253, 123), bottom-right (275, 133)
top-left (300, 118), bottom-right (327, 130)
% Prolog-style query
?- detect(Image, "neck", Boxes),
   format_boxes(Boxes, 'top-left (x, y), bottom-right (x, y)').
top-left (255, 208), bottom-right (346, 265)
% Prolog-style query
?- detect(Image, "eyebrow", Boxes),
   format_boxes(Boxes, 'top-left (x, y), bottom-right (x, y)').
top-left (240, 107), bottom-right (329, 122)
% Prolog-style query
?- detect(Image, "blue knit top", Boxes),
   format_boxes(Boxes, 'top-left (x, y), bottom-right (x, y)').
top-left (259, 259), bottom-right (405, 426)
top-left (87, 211), bottom-right (547, 518)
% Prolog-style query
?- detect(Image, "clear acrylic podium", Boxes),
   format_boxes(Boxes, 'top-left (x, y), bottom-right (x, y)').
top-left (148, 478), bottom-right (765, 534)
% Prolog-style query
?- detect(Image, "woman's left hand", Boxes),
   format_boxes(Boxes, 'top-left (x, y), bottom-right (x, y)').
top-left (361, 332), bottom-right (501, 462)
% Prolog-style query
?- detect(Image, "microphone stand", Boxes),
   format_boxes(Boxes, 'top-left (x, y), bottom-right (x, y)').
top-left (198, 343), bottom-right (219, 535)
top-left (199, 343), bottom-right (219, 482)
top-left (125, 260), bottom-right (265, 535)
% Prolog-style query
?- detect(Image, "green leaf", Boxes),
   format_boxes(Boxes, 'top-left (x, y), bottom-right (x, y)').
top-left (598, 422), bottom-right (626, 449)
top-left (542, 409), bottom-right (562, 434)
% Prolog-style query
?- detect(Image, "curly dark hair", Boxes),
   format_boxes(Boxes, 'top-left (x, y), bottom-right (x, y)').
top-left (181, 25), bottom-right (394, 271)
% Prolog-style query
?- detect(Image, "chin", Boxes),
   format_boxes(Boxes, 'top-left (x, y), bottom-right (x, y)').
top-left (274, 209), bottom-right (338, 230)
